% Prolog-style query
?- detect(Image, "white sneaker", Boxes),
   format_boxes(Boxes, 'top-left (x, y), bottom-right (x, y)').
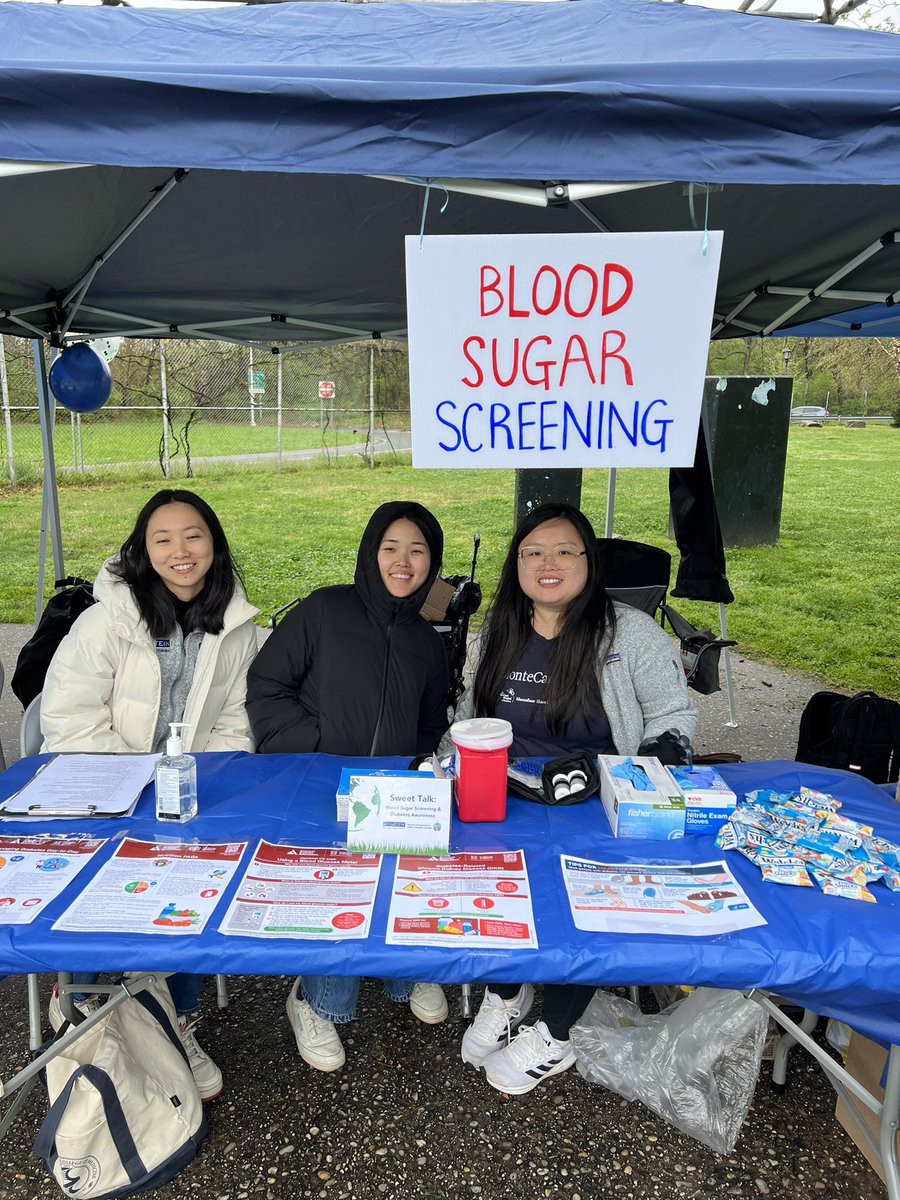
top-left (461, 984), bottom-right (535, 1067)
top-left (481, 1019), bottom-right (576, 1095)
top-left (286, 978), bottom-right (345, 1071)
top-left (48, 984), bottom-right (103, 1033)
top-left (177, 1014), bottom-right (223, 1102)
top-left (409, 982), bottom-right (449, 1024)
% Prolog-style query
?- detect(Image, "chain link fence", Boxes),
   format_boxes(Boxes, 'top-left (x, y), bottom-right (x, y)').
top-left (0, 336), bottom-right (412, 486)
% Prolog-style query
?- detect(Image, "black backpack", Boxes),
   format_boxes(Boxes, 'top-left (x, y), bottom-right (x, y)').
top-left (11, 577), bottom-right (96, 709)
top-left (796, 690), bottom-right (900, 784)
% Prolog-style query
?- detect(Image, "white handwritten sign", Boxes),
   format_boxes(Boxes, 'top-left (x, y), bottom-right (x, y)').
top-left (406, 232), bottom-right (722, 469)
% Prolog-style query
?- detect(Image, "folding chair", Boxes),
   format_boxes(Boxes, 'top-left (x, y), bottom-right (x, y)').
top-left (597, 537), bottom-right (672, 621)
top-left (422, 535), bottom-right (482, 710)
top-left (19, 692), bottom-right (43, 759)
top-left (598, 537), bottom-right (736, 702)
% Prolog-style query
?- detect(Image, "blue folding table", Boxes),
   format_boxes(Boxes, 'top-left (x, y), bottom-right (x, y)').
top-left (0, 753), bottom-right (897, 1193)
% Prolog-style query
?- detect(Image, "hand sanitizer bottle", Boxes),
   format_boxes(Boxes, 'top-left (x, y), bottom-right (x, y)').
top-left (155, 722), bottom-right (197, 822)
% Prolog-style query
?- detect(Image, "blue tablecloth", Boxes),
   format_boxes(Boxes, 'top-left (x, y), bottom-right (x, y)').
top-left (1, 753), bottom-right (898, 1047)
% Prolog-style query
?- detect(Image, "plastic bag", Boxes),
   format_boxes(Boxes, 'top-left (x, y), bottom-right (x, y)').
top-left (570, 987), bottom-right (767, 1154)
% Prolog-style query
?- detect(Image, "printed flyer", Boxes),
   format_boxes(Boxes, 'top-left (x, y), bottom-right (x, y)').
top-left (561, 856), bottom-right (767, 936)
top-left (52, 838), bottom-right (246, 935)
top-left (386, 850), bottom-right (538, 949)
top-left (220, 841), bottom-right (382, 939)
top-left (0, 835), bottom-right (106, 925)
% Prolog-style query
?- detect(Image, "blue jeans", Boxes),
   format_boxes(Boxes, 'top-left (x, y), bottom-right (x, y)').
top-left (301, 975), bottom-right (414, 1024)
top-left (72, 972), bottom-right (204, 1016)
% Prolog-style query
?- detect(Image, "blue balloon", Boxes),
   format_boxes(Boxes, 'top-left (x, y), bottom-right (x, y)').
top-left (49, 343), bottom-right (112, 413)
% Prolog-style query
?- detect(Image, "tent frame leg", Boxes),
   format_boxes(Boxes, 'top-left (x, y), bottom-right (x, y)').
top-left (718, 601), bottom-right (738, 727)
top-left (33, 339), bottom-right (64, 614)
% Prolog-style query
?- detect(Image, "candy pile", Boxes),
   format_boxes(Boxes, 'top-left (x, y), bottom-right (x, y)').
top-left (715, 786), bottom-right (900, 903)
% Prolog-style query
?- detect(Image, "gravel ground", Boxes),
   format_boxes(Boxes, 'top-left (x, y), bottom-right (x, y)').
top-left (0, 626), bottom-right (885, 1200)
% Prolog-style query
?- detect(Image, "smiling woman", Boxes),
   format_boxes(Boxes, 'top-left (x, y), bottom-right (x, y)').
top-left (41, 488), bottom-right (258, 753)
top-left (246, 499), bottom-right (451, 1074)
top-left (37, 487), bottom-right (260, 1101)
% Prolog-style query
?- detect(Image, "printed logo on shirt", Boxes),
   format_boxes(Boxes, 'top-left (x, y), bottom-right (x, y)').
top-left (156, 638), bottom-right (171, 651)
top-left (605, 652), bottom-right (621, 665)
top-left (507, 668), bottom-right (548, 685)
top-left (499, 687), bottom-right (545, 707)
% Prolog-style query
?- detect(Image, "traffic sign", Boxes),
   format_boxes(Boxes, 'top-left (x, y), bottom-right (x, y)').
top-left (318, 380), bottom-right (336, 400)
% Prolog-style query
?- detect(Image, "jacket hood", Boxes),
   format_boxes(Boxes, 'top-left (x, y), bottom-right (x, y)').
top-left (93, 557), bottom-right (258, 639)
top-left (354, 501), bottom-right (443, 625)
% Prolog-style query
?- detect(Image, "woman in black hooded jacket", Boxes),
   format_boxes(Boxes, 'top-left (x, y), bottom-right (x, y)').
top-left (247, 501), bottom-right (450, 1071)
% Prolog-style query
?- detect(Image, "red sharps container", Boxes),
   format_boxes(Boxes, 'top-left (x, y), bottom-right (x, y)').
top-left (450, 718), bottom-right (514, 822)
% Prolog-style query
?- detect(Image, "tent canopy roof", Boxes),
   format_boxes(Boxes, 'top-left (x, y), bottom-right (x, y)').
top-left (1, 0), bottom-right (899, 343)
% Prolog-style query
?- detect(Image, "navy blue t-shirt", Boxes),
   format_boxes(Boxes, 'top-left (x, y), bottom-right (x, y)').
top-left (494, 632), bottom-right (616, 757)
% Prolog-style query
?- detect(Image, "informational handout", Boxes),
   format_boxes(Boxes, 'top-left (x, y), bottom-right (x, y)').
top-left (0, 835), bottom-right (106, 925)
top-left (219, 842), bottom-right (382, 939)
top-left (561, 856), bottom-right (767, 936)
top-left (0, 754), bottom-right (159, 820)
top-left (387, 851), bottom-right (538, 949)
top-left (52, 838), bottom-right (246, 935)
top-left (346, 773), bottom-right (451, 855)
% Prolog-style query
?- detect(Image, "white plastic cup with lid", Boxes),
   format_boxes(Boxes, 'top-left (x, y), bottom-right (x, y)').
top-left (450, 717), bottom-right (514, 822)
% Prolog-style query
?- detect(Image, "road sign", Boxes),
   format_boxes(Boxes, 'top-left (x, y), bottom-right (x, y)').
top-left (318, 380), bottom-right (336, 400)
top-left (248, 369), bottom-right (266, 395)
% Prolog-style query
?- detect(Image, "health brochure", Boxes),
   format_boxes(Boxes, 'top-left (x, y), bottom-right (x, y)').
top-left (219, 841), bottom-right (382, 939)
top-left (387, 851), bottom-right (538, 948)
top-left (52, 838), bottom-right (246, 935)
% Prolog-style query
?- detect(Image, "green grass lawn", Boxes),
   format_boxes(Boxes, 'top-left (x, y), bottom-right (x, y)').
top-left (1, 426), bottom-right (897, 698)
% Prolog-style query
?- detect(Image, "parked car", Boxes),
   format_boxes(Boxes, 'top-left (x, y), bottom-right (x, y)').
top-left (790, 405), bottom-right (829, 421)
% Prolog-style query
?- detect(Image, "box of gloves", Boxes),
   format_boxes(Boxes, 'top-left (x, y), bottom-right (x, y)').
top-left (666, 764), bottom-right (737, 835)
top-left (597, 754), bottom-right (686, 840)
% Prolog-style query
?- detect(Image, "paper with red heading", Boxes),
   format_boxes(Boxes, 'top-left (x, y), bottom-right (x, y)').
top-left (219, 841), bottom-right (382, 939)
top-left (0, 835), bottom-right (106, 924)
top-left (386, 851), bottom-right (538, 949)
top-left (51, 838), bottom-right (246, 935)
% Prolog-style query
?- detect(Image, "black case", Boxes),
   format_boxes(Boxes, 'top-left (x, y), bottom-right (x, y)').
top-left (507, 751), bottom-right (600, 806)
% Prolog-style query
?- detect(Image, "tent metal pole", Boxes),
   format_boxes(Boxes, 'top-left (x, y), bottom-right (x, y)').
top-left (368, 344), bottom-right (375, 470)
top-left (159, 340), bottom-right (171, 478)
top-left (276, 350), bottom-right (283, 475)
top-left (0, 335), bottom-right (15, 487)
top-left (604, 468), bottom-right (616, 538)
top-left (60, 169), bottom-right (189, 333)
top-left (372, 176), bottom-right (665, 207)
top-left (718, 601), bottom-right (738, 727)
top-left (33, 339), bottom-right (64, 615)
top-left (762, 235), bottom-right (890, 335)
top-left (572, 200), bottom-right (611, 233)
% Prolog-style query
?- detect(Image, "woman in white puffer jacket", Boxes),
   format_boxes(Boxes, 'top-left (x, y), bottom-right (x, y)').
top-left (41, 488), bottom-right (259, 1103)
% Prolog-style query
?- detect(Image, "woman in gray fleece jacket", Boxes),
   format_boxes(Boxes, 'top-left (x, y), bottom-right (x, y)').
top-left (453, 502), bottom-right (696, 1096)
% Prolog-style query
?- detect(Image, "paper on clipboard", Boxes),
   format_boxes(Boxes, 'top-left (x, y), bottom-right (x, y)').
top-left (0, 754), bottom-right (160, 820)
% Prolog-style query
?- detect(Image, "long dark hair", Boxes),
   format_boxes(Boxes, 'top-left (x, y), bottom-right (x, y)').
top-left (112, 489), bottom-right (243, 639)
top-left (473, 503), bottom-right (616, 733)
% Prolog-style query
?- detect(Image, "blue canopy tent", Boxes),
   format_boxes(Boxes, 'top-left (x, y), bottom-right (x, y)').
top-left (1, 0), bottom-right (900, 347)
top-left (0, 0), bottom-right (898, 646)
top-left (775, 303), bottom-right (900, 337)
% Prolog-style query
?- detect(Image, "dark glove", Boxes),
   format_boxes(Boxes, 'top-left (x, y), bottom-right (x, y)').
top-left (638, 730), bottom-right (693, 766)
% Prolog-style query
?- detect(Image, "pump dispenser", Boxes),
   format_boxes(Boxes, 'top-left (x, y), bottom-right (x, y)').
top-left (155, 722), bottom-right (198, 822)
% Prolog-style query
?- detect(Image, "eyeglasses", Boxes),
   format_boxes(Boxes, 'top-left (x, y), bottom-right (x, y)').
top-left (517, 546), bottom-right (587, 570)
